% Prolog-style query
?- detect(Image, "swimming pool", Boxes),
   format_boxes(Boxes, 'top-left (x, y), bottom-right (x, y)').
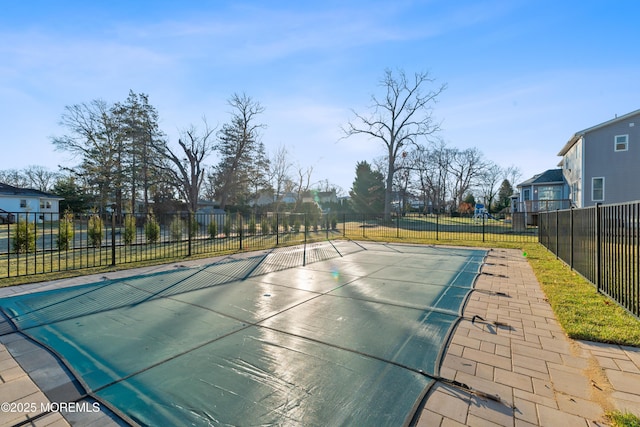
top-left (0, 241), bottom-right (486, 426)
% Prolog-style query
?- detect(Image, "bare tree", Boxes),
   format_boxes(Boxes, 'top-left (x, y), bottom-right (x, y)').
top-left (343, 69), bottom-right (446, 218)
top-left (0, 169), bottom-right (30, 188)
top-left (503, 165), bottom-right (522, 188)
top-left (477, 162), bottom-right (503, 213)
top-left (155, 119), bottom-right (216, 213)
top-left (267, 145), bottom-right (294, 210)
top-left (409, 141), bottom-right (452, 213)
top-left (53, 94), bottom-right (166, 217)
top-left (315, 179), bottom-right (344, 196)
top-left (293, 165), bottom-right (313, 211)
top-left (448, 147), bottom-right (486, 209)
top-left (393, 150), bottom-right (412, 214)
top-left (23, 165), bottom-right (59, 192)
top-left (52, 99), bottom-right (121, 213)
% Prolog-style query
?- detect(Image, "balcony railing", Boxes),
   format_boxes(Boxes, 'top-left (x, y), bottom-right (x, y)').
top-left (516, 199), bottom-right (573, 213)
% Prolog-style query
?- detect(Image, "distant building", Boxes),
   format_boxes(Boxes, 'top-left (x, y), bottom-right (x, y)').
top-left (515, 169), bottom-right (570, 225)
top-left (0, 183), bottom-right (64, 221)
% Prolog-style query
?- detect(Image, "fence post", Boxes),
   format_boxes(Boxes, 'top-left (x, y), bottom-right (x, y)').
top-left (187, 212), bottom-right (192, 257)
top-left (569, 207), bottom-right (574, 269)
top-left (303, 213), bottom-right (307, 266)
top-left (276, 213), bottom-right (279, 246)
top-left (362, 214), bottom-right (365, 238)
top-left (436, 214), bottom-right (439, 241)
top-left (396, 213), bottom-right (400, 238)
top-left (555, 209), bottom-right (559, 259)
top-left (111, 207), bottom-right (116, 266)
top-left (343, 213), bottom-right (346, 237)
top-left (325, 213), bottom-right (329, 240)
top-left (482, 213), bottom-right (486, 242)
top-left (596, 203), bottom-right (602, 292)
top-left (239, 215), bottom-right (243, 250)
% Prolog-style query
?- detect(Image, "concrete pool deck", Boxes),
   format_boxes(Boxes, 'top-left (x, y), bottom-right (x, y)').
top-left (0, 244), bottom-right (638, 426)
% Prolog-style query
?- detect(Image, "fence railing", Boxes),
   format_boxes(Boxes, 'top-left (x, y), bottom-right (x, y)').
top-left (539, 202), bottom-right (640, 319)
top-left (1, 211), bottom-right (538, 279)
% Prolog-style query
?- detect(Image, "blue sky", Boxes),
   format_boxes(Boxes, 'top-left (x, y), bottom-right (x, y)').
top-left (2, 1), bottom-right (639, 194)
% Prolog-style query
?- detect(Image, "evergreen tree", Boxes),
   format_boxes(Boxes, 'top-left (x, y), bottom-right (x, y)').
top-left (53, 175), bottom-right (90, 212)
top-left (497, 179), bottom-right (514, 212)
top-left (349, 161), bottom-right (385, 214)
top-left (53, 93), bottom-right (166, 217)
top-left (210, 93), bottom-right (269, 209)
top-left (113, 91), bottom-right (166, 214)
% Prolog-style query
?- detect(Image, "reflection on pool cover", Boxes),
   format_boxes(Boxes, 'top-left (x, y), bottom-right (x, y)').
top-left (0, 241), bottom-right (487, 426)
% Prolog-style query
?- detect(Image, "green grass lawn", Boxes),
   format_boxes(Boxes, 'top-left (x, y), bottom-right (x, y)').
top-left (608, 410), bottom-right (640, 427)
top-left (522, 242), bottom-right (640, 346)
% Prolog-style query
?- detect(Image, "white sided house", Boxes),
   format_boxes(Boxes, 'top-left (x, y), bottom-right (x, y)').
top-left (0, 183), bottom-right (64, 222)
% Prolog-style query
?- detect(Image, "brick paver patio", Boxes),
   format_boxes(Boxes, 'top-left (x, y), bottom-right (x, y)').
top-left (417, 247), bottom-right (640, 426)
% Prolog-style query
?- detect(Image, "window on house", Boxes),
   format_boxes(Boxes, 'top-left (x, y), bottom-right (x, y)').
top-left (615, 135), bottom-right (628, 151)
top-left (20, 199), bottom-right (27, 208)
top-left (523, 189), bottom-right (531, 201)
top-left (537, 186), bottom-right (562, 200)
top-left (592, 177), bottom-right (604, 201)
top-left (40, 200), bottom-right (52, 209)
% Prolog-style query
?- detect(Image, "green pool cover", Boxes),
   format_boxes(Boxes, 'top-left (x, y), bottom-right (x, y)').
top-left (0, 241), bottom-right (486, 426)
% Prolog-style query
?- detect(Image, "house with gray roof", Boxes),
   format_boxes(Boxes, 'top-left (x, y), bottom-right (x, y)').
top-left (0, 183), bottom-right (64, 222)
top-left (517, 169), bottom-right (569, 212)
top-left (558, 109), bottom-right (640, 208)
top-left (515, 168), bottom-right (570, 225)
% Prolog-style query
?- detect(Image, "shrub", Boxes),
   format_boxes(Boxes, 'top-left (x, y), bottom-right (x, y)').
top-left (189, 214), bottom-right (198, 238)
top-left (247, 216), bottom-right (257, 235)
top-left (169, 215), bottom-right (184, 241)
top-left (123, 214), bottom-right (136, 245)
top-left (87, 213), bottom-right (104, 248)
top-left (144, 214), bottom-right (160, 243)
top-left (292, 218), bottom-right (301, 233)
top-left (223, 215), bottom-right (232, 237)
top-left (57, 211), bottom-right (74, 251)
top-left (236, 213), bottom-right (244, 238)
top-left (13, 219), bottom-right (36, 253)
top-left (208, 220), bottom-right (217, 239)
top-left (331, 215), bottom-right (338, 230)
top-left (261, 217), bottom-right (270, 235)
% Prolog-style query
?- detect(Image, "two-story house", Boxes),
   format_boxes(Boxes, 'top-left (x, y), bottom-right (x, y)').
top-left (558, 109), bottom-right (640, 208)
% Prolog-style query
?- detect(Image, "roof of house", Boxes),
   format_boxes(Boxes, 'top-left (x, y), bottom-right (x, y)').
top-left (517, 168), bottom-right (564, 187)
top-left (0, 183), bottom-right (63, 199)
top-left (558, 108), bottom-right (640, 156)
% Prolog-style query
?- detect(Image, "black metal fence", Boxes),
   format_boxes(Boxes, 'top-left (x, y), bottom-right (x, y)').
top-left (539, 202), bottom-right (640, 318)
top-left (1, 211), bottom-right (538, 279)
top-left (340, 212), bottom-right (537, 243)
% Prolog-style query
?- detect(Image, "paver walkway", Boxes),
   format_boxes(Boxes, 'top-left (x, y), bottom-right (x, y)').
top-left (417, 247), bottom-right (640, 426)
top-left (0, 245), bottom-right (638, 426)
